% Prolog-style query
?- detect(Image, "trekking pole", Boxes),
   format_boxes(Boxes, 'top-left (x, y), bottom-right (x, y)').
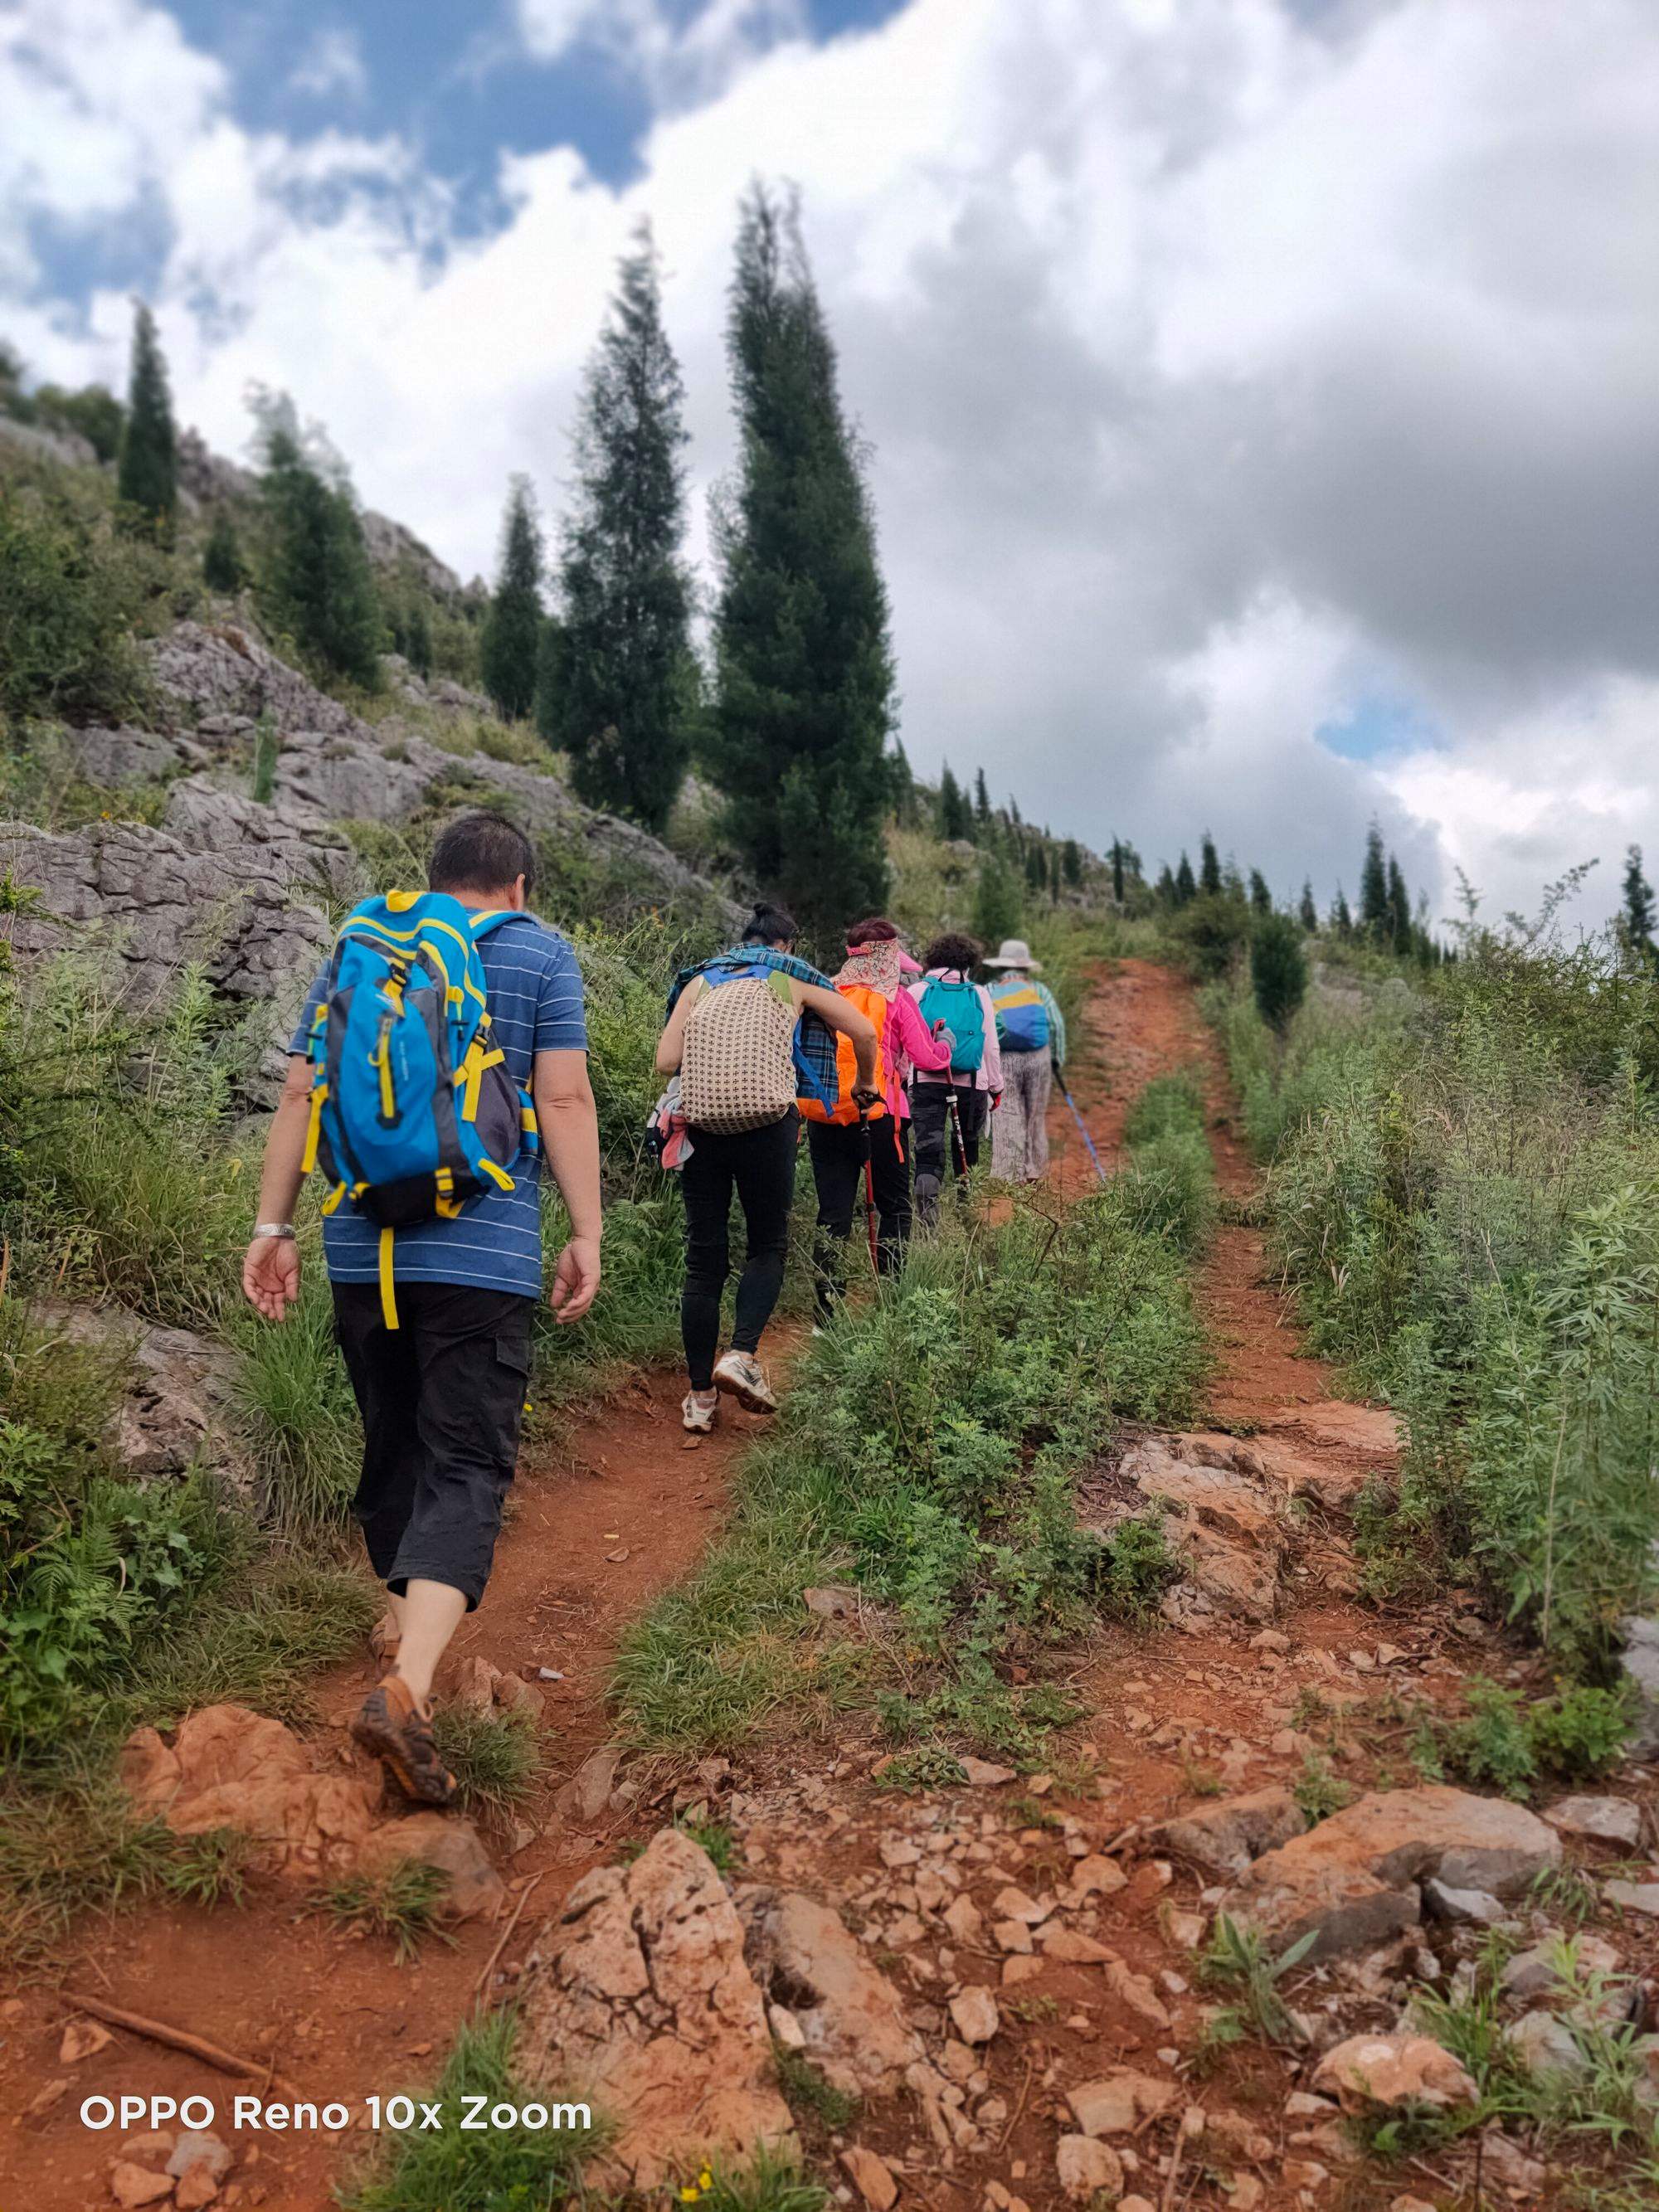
top-left (858, 1109), bottom-right (881, 1275)
top-left (1055, 1071), bottom-right (1108, 1184)
top-left (945, 1086), bottom-right (969, 1184)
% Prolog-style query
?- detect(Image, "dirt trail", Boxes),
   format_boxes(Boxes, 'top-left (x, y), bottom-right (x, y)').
top-left (0, 1364), bottom-right (777, 2212)
top-left (7, 960), bottom-right (1464, 2212)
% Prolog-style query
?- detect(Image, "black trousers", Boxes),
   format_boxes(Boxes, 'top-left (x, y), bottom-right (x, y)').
top-left (332, 1281), bottom-right (533, 1611)
top-left (680, 1110), bottom-right (798, 1389)
top-left (808, 1116), bottom-right (912, 1320)
top-left (911, 1083), bottom-right (990, 1219)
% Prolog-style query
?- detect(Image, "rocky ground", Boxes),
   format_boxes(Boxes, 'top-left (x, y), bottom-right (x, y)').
top-left (3, 966), bottom-right (1657, 2212)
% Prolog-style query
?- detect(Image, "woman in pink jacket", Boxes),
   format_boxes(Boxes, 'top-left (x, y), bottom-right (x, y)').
top-left (808, 918), bottom-right (953, 1322)
top-left (907, 932), bottom-right (1004, 1220)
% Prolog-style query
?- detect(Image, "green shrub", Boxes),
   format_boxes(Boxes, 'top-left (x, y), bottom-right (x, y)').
top-left (0, 471), bottom-right (156, 729)
top-left (1251, 909), bottom-right (1308, 1032)
top-left (231, 1284), bottom-right (360, 1533)
top-left (430, 1703), bottom-right (542, 1821)
top-left (1123, 1070), bottom-right (1207, 1145)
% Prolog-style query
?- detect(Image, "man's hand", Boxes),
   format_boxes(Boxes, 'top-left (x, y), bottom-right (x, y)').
top-left (850, 1084), bottom-right (882, 1114)
top-left (243, 1236), bottom-right (301, 1322)
top-left (549, 1235), bottom-right (601, 1324)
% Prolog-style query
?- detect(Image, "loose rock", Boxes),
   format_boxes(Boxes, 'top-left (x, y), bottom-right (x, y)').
top-left (839, 2146), bottom-right (898, 2210)
top-left (1220, 1785), bottom-right (1560, 1960)
top-left (949, 1987), bottom-right (1000, 2046)
top-left (1054, 2135), bottom-right (1123, 2200)
top-left (1311, 2032), bottom-right (1477, 2113)
top-left (1544, 1796), bottom-right (1643, 1849)
top-left (1153, 1787), bottom-right (1305, 1879)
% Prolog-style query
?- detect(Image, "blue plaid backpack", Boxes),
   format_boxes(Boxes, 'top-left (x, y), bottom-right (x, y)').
top-left (300, 891), bottom-right (538, 1327)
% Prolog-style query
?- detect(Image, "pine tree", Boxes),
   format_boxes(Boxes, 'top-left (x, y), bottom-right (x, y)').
top-left (1332, 887), bottom-right (1354, 937)
top-left (1199, 832), bottom-right (1222, 899)
top-left (117, 301), bottom-right (177, 538)
top-left (1024, 840), bottom-right (1048, 892)
top-left (1067, 839), bottom-right (1087, 892)
top-left (937, 761), bottom-right (972, 841)
top-left (1620, 845), bottom-right (1657, 961)
top-left (972, 767), bottom-right (992, 839)
top-left (547, 226), bottom-right (694, 829)
top-left (256, 414), bottom-right (383, 689)
top-left (1359, 825), bottom-right (1389, 940)
top-left (480, 476), bottom-right (544, 724)
top-left (973, 853), bottom-right (1023, 946)
top-left (1384, 854), bottom-right (1412, 954)
top-left (1175, 851), bottom-right (1197, 906)
top-left (1110, 839), bottom-right (1125, 904)
top-left (1155, 863), bottom-right (1177, 907)
top-left (202, 511), bottom-right (246, 593)
top-left (1248, 868), bottom-right (1272, 915)
top-left (1298, 879), bottom-right (1318, 932)
top-left (708, 182), bottom-right (894, 930)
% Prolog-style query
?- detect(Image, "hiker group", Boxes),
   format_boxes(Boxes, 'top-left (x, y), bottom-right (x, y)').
top-left (653, 906), bottom-right (1066, 1433)
top-left (241, 811), bottom-right (1067, 1806)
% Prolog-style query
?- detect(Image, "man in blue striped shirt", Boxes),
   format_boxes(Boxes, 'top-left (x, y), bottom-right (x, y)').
top-left (242, 812), bottom-right (601, 1804)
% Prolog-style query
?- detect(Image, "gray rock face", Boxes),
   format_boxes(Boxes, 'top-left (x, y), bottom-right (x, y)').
top-left (1543, 1795), bottom-right (1643, 1849)
top-left (0, 411), bottom-right (96, 469)
top-left (1620, 1615), bottom-right (1659, 1757)
top-left (38, 1300), bottom-right (253, 1495)
top-left (174, 427), bottom-right (257, 511)
top-left (0, 815), bottom-right (330, 1057)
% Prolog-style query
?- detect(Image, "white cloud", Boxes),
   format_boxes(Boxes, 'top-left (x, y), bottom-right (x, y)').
top-left (289, 27), bottom-right (368, 104)
top-left (514, 0), bottom-right (806, 105)
top-left (3, 0), bottom-right (1658, 934)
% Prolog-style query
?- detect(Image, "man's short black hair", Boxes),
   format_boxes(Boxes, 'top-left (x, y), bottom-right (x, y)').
top-left (429, 811), bottom-right (536, 900)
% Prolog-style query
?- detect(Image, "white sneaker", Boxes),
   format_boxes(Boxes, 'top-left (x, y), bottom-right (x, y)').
top-left (713, 1349), bottom-right (778, 1414)
top-left (682, 1391), bottom-right (718, 1434)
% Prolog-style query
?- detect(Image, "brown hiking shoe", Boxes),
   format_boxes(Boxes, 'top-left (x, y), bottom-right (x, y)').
top-left (351, 1675), bottom-right (456, 1807)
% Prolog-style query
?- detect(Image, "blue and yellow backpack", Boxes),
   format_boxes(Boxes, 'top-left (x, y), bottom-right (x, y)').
top-left (300, 891), bottom-right (538, 1328)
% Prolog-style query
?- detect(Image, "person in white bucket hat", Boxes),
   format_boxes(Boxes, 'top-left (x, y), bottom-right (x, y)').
top-left (984, 941), bottom-right (1066, 1182)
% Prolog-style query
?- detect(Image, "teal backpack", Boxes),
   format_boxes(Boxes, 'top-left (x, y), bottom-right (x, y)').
top-left (917, 975), bottom-right (986, 1074)
top-left (301, 891), bottom-right (538, 1328)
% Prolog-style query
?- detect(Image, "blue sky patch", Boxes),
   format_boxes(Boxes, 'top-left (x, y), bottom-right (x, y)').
top-left (1316, 686), bottom-right (1442, 763)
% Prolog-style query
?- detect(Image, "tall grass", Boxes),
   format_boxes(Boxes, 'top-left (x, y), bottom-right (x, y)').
top-left (1208, 931), bottom-right (1659, 1675)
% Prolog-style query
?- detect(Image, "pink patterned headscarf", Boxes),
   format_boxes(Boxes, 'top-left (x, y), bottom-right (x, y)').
top-left (836, 939), bottom-right (904, 999)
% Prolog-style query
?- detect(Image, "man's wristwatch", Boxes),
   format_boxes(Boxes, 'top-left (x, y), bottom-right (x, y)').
top-left (251, 1223), bottom-right (297, 1241)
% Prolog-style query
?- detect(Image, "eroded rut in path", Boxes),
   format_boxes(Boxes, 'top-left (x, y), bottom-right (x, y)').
top-left (10, 960), bottom-right (1648, 2212)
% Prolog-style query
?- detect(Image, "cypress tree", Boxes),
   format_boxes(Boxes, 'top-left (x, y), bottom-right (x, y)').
top-left (1068, 839), bottom-right (1087, 892)
top-left (1024, 839), bottom-right (1047, 892)
top-left (117, 301), bottom-right (177, 538)
top-left (1048, 847), bottom-right (1063, 902)
top-left (258, 420), bottom-right (383, 689)
top-left (708, 182), bottom-right (894, 931)
top-left (888, 740), bottom-right (917, 828)
top-left (1332, 886), bottom-right (1354, 937)
top-left (481, 476), bottom-right (544, 723)
top-left (1248, 868), bottom-right (1272, 915)
top-left (1298, 879), bottom-right (1319, 932)
top-left (202, 511), bottom-right (246, 592)
top-left (937, 761), bottom-right (972, 840)
top-left (547, 226), bottom-right (694, 829)
top-left (1385, 855), bottom-right (1413, 953)
top-left (1199, 832), bottom-right (1223, 899)
top-left (1155, 863), bottom-right (1177, 907)
top-left (1109, 839), bottom-right (1125, 903)
top-left (972, 767), bottom-right (992, 839)
top-left (1620, 845), bottom-right (1656, 960)
top-left (1175, 851), bottom-right (1197, 906)
top-left (1359, 825), bottom-right (1389, 939)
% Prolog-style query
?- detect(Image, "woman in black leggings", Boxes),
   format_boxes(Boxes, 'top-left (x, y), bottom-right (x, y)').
top-left (655, 904), bottom-right (878, 1432)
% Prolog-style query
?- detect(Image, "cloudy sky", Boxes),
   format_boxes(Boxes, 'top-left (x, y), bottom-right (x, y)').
top-left (4, 0), bottom-right (1657, 931)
